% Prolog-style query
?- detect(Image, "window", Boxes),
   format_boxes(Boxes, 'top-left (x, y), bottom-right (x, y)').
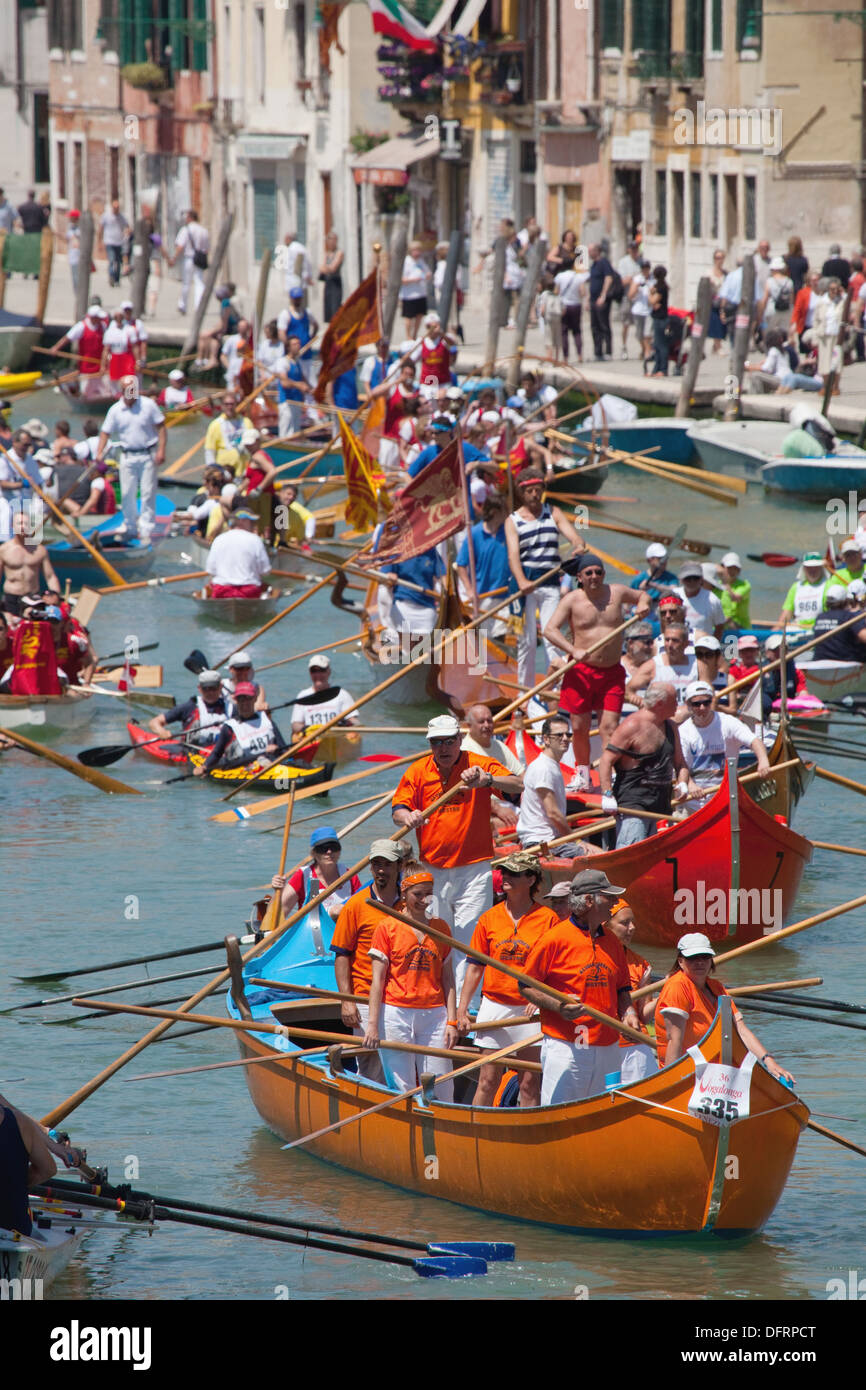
top-left (690, 171), bottom-right (702, 238)
top-left (254, 6), bottom-right (266, 104)
top-left (253, 178), bottom-right (277, 262)
top-left (109, 146), bottom-right (120, 203)
top-left (519, 140), bottom-right (536, 176)
top-left (72, 140), bottom-right (84, 209)
top-left (709, 173), bottom-right (718, 239)
top-left (710, 0), bottom-right (723, 52)
top-left (477, 0), bottom-right (503, 40)
top-left (737, 0), bottom-right (762, 56)
top-left (33, 93), bottom-right (50, 185)
top-left (49, 0), bottom-right (83, 51)
top-left (57, 141), bottom-right (68, 202)
top-left (295, 2), bottom-right (307, 83)
top-left (744, 174), bottom-right (756, 240)
top-left (685, 0), bottom-right (705, 68)
top-left (600, 0), bottom-right (624, 50)
top-left (98, 1), bottom-right (210, 72)
top-left (656, 169), bottom-right (667, 237)
top-left (295, 175), bottom-right (307, 244)
top-left (632, 0), bottom-right (670, 57)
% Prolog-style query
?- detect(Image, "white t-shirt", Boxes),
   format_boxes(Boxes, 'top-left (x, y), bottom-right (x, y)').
top-left (101, 396), bottom-right (165, 452)
top-left (554, 269), bottom-right (589, 308)
top-left (760, 346), bottom-right (790, 380)
top-left (206, 530), bottom-right (271, 586)
top-left (461, 732), bottom-right (523, 778)
top-left (618, 254), bottom-right (641, 282)
top-left (516, 753), bottom-right (566, 844)
top-left (221, 332), bottom-right (245, 387)
top-left (282, 240), bottom-right (312, 292)
top-left (175, 221), bottom-right (210, 262)
top-left (631, 274), bottom-right (652, 317)
top-left (291, 684), bottom-right (357, 730)
top-left (257, 336), bottom-right (284, 373)
top-left (503, 241), bottom-right (525, 291)
top-left (679, 711), bottom-right (755, 786)
top-left (433, 259), bottom-right (464, 296)
top-left (74, 436), bottom-right (100, 461)
top-left (674, 586), bottom-right (725, 638)
top-left (103, 321), bottom-right (138, 357)
top-left (67, 228), bottom-right (80, 267)
top-left (400, 254), bottom-right (431, 302)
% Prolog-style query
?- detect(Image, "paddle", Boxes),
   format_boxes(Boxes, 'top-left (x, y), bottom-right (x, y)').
top-left (40, 780), bottom-right (467, 1127)
top-left (280, 1032), bottom-right (545, 1154)
top-left (718, 612), bottom-right (866, 701)
top-left (372, 900), bottom-right (651, 1049)
top-left (34, 1174), bottom-right (513, 1264)
top-left (0, 447), bottom-right (126, 587)
top-left (78, 732), bottom-right (198, 768)
top-left (746, 553), bottom-right (799, 568)
top-left (261, 785), bottom-right (296, 935)
top-left (735, 999), bottom-right (866, 1034)
top-left (3, 964), bottom-right (223, 1013)
top-left (221, 563), bottom-right (566, 801)
top-left (255, 633), bottom-right (360, 672)
top-left (15, 937), bottom-right (258, 984)
top-left (0, 725), bottom-right (141, 795)
top-left (96, 569), bottom-right (209, 595)
top-left (210, 750), bottom-right (421, 823)
top-left (743, 989), bottom-right (866, 1016)
top-left (98, 642), bottom-right (160, 662)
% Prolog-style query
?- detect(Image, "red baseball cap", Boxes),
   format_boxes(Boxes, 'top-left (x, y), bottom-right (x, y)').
top-left (69, 209), bottom-right (80, 219)
top-left (233, 681), bottom-right (257, 698)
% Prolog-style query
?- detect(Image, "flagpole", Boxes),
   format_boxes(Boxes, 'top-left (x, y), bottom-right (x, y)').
top-left (456, 429), bottom-right (478, 617)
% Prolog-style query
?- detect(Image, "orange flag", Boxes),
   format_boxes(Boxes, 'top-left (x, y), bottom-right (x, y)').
top-left (339, 412), bottom-right (379, 533)
top-left (314, 268), bottom-right (381, 403)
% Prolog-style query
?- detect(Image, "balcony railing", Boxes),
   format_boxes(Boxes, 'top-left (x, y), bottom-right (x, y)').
top-left (632, 50), bottom-right (704, 82)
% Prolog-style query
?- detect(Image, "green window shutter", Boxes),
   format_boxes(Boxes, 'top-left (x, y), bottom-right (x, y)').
top-left (685, 0), bottom-right (705, 60)
top-left (191, 0), bottom-right (209, 72)
top-left (737, 0), bottom-right (762, 54)
top-left (169, 0), bottom-right (184, 70)
top-left (632, 0), bottom-right (670, 56)
top-left (711, 0), bottom-right (723, 50)
top-left (601, 0), bottom-right (624, 50)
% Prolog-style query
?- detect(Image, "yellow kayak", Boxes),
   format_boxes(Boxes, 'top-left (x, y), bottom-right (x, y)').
top-left (0, 371), bottom-right (42, 394)
top-left (187, 751), bottom-right (328, 790)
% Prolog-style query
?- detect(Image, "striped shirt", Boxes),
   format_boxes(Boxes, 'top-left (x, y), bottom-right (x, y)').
top-left (511, 505), bottom-right (560, 583)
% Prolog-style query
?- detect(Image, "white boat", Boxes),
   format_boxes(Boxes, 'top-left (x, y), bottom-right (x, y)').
top-left (0, 689), bottom-right (94, 735)
top-left (688, 419), bottom-right (866, 483)
top-left (0, 1214), bottom-right (88, 1294)
top-left (796, 655), bottom-right (866, 702)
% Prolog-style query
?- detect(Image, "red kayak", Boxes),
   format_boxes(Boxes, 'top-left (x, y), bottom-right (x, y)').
top-left (127, 719), bottom-right (188, 765)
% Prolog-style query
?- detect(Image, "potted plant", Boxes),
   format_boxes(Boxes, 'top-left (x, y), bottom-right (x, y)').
top-left (120, 61), bottom-right (168, 93)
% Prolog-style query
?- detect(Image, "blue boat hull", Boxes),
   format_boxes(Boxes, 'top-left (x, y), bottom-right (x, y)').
top-left (760, 457), bottom-right (866, 497)
top-left (572, 420), bottom-right (698, 465)
top-left (48, 538), bottom-right (155, 587)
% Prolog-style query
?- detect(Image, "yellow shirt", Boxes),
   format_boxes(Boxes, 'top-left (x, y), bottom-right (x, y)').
top-left (277, 499), bottom-right (312, 544)
top-left (204, 414), bottom-right (253, 475)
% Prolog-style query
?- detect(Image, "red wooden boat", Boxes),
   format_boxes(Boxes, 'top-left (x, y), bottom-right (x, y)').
top-left (542, 761), bottom-right (812, 947)
top-left (127, 719), bottom-right (187, 764)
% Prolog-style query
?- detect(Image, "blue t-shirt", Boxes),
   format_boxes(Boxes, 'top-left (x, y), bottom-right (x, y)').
top-left (287, 309), bottom-right (314, 357)
top-left (629, 567), bottom-right (678, 603)
top-left (408, 443), bottom-right (440, 479)
top-left (463, 442), bottom-right (492, 463)
top-left (456, 522), bottom-right (514, 598)
top-left (381, 549), bottom-right (445, 609)
top-left (278, 357), bottom-right (306, 404)
top-left (333, 367), bottom-right (359, 411)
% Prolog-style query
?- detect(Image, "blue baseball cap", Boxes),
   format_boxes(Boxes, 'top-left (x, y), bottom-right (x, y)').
top-left (289, 287), bottom-right (304, 300)
top-left (310, 826), bottom-right (340, 849)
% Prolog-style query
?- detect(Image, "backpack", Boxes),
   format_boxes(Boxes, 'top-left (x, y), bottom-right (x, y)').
top-left (773, 283), bottom-right (791, 313)
top-left (608, 269), bottom-right (624, 303)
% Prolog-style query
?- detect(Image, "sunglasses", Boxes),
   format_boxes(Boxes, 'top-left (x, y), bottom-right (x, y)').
top-left (688, 698), bottom-right (712, 709)
top-left (430, 735), bottom-right (460, 745)
top-left (581, 568), bottom-right (604, 577)
top-left (315, 842), bottom-right (340, 854)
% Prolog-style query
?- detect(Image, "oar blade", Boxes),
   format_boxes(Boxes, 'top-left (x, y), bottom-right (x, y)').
top-left (428, 1241), bottom-right (515, 1262)
top-left (184, 649), bottom-right (210, 675)
top-left (77, 745), bottom-right (133, 767)
top-left (413, 1254), bottom-right (488, 1278)
top-left (746, 553), bottom-right (799, 567)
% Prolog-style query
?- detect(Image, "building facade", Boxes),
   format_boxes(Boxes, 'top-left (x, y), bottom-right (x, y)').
top-left (0, 2), bottom-right (51, 199)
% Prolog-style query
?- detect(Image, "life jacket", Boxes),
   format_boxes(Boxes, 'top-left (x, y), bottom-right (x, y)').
top-left (419, 335), bottom-right (452, 386)
top-left (78, 319), bottom-right (105, 375)
top-left (9, 619), bottom-right (62, 695)
top-left (224, 711), bottom-right (275, 758)
top-left (185, 693), bottom-right (230, 746)
top-left (300, 863), bottom-right (362, 910)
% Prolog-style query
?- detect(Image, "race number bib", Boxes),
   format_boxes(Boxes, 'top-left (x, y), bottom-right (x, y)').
top-left (686, 1046), bottom-right (755, 1126)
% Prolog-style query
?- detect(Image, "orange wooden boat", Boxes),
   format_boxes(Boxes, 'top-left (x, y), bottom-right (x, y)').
top-left (231, 963), bottom-right (809, 1234)
top-left (541, 760), bottom-right (812, 947)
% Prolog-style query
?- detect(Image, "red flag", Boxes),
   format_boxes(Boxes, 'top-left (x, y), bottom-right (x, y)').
top-left (373, 438), bottom-right (465, 563)
top-left (314, 268), bottom-right (381, 403)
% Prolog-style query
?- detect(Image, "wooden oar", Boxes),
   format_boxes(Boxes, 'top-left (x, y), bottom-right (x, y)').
top-left (718, 612), bottom-right (866, 701)
top-left (294, 546), bottom-right (438, 599)
top-left (40, 780), bottom-right (466, 1127)
top-left (611, 452), bottom-right (739, 506)
top-left (373, 900), bottom-right (651, 1049)
top-left (222, 562), bottom-right (565, 801)
top-left (814, 765), bottom-right (866, 799)
top-left (281, 1032), bottom-right (545, 1153)
top-left (255, 633), bottom-right (360, 672)
top-left (492, 611), bottom-right (640, 726)
top-left (0, 446), bottom-right (125, 587)
top-left (96, 569), bottom-right (208, 595)
top-left (260, 786), bottom-right (296, 935)
top-left (211, 573), bottom-right (335, 669)
top-left (725, 978), bottom-right (823, 997)
top-left (630, 452), bottom-right (748, 495)
top-left (0, 725), bottom-right (141, 795)
top-left (812, 838), bottom-right (866, 858)
top-left (211, 751), bottom-right (421, 824)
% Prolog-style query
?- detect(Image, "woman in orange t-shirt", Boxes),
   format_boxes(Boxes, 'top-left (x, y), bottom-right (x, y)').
top-left (655, 933), bottom-right (795, 1084)
top-left (605, 898), bottom-right (658, 1084)
top-left (366, 868), bottom-right (457, 1101)
top-left (456, 850), bottom-right (555, 1108)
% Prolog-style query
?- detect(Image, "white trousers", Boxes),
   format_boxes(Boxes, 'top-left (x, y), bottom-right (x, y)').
top-left (517, 584), bottom-right (562, 688)
top-left (119, 451), bottom-right (158, 538)
top-left (382, 1003), bottom-right (453, 1102)
top-left (179, 257), bottom-right (206, 312)
top-left (278, 399), bottom-right (304, 438)
top-left (429, 860), bottom-right (492, 1001)
top-left (619, 1043), bottom-right (658, 1086)
top-left (392, 597), bottom-right (437, 634)
top-left (540, 1037), bottom-right (621, 1105)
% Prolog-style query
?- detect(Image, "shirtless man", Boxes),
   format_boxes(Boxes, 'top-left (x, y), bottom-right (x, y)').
top-left (0, 511), bottom-right (59, 616)
top-left (597, 682), bottom-right (698, 847)
top-left (544, 552), bottom-right (651, 790)
top-left (625, 623), bottom-right (696, 707)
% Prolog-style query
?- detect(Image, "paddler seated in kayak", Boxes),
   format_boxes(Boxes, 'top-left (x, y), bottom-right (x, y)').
top-left (365, 866), bottom-right (458, 1102)
top-left (0, 510), bottom-right (59, 616)
top-left (456, 850), bottom-right (555, 1108)
top-left (272, 825), bottom-right (362, 923)
top-left (149, 668), bottom-right (231, 750)
top-left (195, 681), bottom-right (286, 776)
top-left (811, 581), bottom-right (866, 662)
top-left (222, 649), bottom-right (269, 713)
top-left (291, 652), bottom-right (357, 739)
top-left (597, 682), bottom-right (697, 846)
top-left (604, 897), bottom-right (658, 1083)
top-left (655, 933), bottom-right (795, 1083)
top-left (678, 679), bottom-right (770, 812)
top-left (204, 507), bottom-right (272, 599)
top-left (0, 1096), bottom-right (56, 1236)
top-left (776, 551), bottom-right (832, 633)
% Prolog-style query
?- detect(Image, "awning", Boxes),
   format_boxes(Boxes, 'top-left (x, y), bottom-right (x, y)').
top-left (236, 134), bottom-right (307, 161)
top-left (351, 131), bottom-right (441, 187)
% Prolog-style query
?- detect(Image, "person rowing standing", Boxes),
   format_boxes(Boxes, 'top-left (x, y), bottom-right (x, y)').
top-left (544, 553), bottom-right (651, 792)
top-left (196, 681), bottom-right (286, 775)
top-left (597, 682), bottom-right (697, 847)
top-left (96, 375), bottom-right (165, 541)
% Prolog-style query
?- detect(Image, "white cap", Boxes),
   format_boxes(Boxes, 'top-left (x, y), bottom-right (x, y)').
top-left (120, 299), bottom-right (134, 310)
top-left (422, 310), bottom-right (441, 326)
top-left (693, 634), bottom-right (721, 652)
top-left (849, 579), bottom-right (866, 599)
top-left (426, 713), bottom-right (461, 740)
top-left (722, 552), bottom-right (741, 568)
top-left (841, 537), bottom-right (863, 554)
top-left (228, 650), bottom-right (253, 667)
top-left (308, 654), bottom-right (330, 669)
top-left (769, 256), bottom-right (787, 271)
top-left (825, 584), bottom-right (848, 606)
top-left (480, 410), bottom-right (501, 425)
top-left (86, 303), bottom-right (103, 316)
top-left (168, 369), bottom-right (185, 381)
top-left (241, 428), bottom-right (260, 448)
top-left (445, 386), bottom-right (464, 401)
top-left (684, 680), bottom-right (715, 702)
top-left (198, 669), bottom-right (222, 684)
top-left (764, 633), bottom-right (785, 651)
top-left (677, 932), bottom-right (715, 958)
top-left (702, 562), bottom-right (718, 583)
top-left (34, 447), bottom-right (53, 464)
top-left (646, 542), bottom-right (668, 560)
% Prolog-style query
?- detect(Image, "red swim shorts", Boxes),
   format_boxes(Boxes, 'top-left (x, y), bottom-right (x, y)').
top-left (559, 661), bottom-right (626, 715)
top-left (210, 583), bottom-right (264, 599)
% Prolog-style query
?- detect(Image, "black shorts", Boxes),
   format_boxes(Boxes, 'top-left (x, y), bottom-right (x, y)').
top-left (2, 593), bottom-right (24, 616)
top-left (402, 296), bottom-right (427, 319)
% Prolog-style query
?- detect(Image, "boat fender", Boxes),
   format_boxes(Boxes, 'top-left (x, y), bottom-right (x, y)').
top-left (773, 814), bottom-right (788, 826)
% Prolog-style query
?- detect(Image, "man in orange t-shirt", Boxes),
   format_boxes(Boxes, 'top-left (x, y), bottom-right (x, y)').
top-left (331, 838), bottom-right (404, 1081)
top-left (392, 712), bottom-right (522, 998)
top-left (520, 868), bottom-right (639, 1105)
